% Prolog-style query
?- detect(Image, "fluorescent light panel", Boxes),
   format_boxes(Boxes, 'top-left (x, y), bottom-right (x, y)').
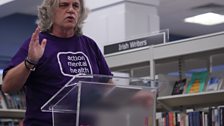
top-left (184, 12), bottom-right (224, 26)
top-left (0, 0), bottom-right (14, 6)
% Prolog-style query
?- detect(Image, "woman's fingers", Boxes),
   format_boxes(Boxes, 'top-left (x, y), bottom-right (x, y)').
top-left (41, 39), bottom-right (47, 49)
top-left (28, 27), bottom-right (47, 63)
top-left (30, 27), bottom-right (40, 47)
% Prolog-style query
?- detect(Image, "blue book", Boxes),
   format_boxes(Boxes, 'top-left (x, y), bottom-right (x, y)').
top-left (193, 111), bottom-right (202, 126)
top-left (188, 112), bottom-right (194, 126)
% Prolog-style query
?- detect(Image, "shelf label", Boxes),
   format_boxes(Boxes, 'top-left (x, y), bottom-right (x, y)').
top-left (104, 33), bottom-right (165, 55)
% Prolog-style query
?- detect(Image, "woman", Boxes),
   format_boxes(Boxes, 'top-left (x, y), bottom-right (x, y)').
top-left (2, 0), bottom-right (112, 125)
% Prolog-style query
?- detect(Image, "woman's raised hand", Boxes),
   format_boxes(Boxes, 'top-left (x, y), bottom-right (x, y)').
top-left (28, 27), bottom-right (47, 63)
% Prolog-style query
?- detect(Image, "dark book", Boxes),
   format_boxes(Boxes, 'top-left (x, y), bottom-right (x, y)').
top-left (208, 108), bottom-right (213, 126)
top-left (171, 78), bottom-right (187, 95)
top-left (193, 111), bottom-right (202, 126)
top-left (165, 112), bottom-right (169, 126)
top-left (220, 107), bottom-right (224, 126)
top-left (188, 112), bottom-right (194, 126)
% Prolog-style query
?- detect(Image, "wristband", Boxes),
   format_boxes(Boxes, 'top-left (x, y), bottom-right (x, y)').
top-left (24, 57), bottom-right (37, 71)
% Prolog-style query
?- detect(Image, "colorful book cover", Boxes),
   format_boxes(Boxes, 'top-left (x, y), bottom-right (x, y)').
top-left (171, 78), bottom-right (187, 95)
top-left (206, 76), bottom-right (222, 91)
top-left (186, 71), bottom-right (208, 94)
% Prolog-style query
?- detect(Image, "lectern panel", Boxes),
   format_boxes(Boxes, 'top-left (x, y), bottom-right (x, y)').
top-left (41, 74), bottom-right (157, 126)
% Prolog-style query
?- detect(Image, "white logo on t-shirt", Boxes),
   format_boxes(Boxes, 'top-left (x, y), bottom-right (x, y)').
top-left (57, 51), bottom-right (93, 77)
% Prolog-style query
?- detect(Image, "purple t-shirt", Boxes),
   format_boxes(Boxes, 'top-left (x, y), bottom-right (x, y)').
top-left (3, 32), bottom-right (112, 126)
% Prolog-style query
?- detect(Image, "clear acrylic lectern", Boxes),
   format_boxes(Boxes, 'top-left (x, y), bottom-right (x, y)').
top-left (41, 74), bottom-right (158, 126)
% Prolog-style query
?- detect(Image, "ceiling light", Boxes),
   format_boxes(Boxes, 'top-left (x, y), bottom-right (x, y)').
top-left (184, 12), bottom-right (224, 26)
top-left (0, 0), bottom-right (14, 6)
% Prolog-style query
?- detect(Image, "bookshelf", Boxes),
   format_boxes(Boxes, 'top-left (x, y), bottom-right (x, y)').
top-left (0, 82), bottom-right (26, 119)
top-left (105, 31), bottom-right (224, 111)
top-left (0, 109), bottom-right (25, 118)
top-left (157, 90), bottom-right (224, 111)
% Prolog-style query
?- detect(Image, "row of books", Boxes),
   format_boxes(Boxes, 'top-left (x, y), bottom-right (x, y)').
top-left (0, 88), bottom-right (26, 110)
top-left (156, 107), bottom-right (224, 126)
top-left (171, 71), bottom-right (224, 95)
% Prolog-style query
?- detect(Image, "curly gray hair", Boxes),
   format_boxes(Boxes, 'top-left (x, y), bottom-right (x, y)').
top-left (36, 0), bottom-right (88, 35)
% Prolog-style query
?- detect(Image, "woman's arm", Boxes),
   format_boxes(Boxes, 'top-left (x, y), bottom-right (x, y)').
top-left (2, 61), bottom-right (31, 93)
top-left (2, 27), bottom-right (47, 93)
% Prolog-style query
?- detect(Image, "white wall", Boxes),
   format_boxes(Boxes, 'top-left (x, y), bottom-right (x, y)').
top-left (83, 0), bottom-right (160, 52)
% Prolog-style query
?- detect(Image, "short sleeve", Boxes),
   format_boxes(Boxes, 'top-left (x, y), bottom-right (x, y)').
top-left (2, 39), bottom-right (30, 79)
top-left (90, 40), bottom-right (112, 76)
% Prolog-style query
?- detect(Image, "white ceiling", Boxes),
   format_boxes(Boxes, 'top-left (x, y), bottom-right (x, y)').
top-left (159, 0), bottom-right (224, 37)
top-left (1, 0), bottom-right (224, 38)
